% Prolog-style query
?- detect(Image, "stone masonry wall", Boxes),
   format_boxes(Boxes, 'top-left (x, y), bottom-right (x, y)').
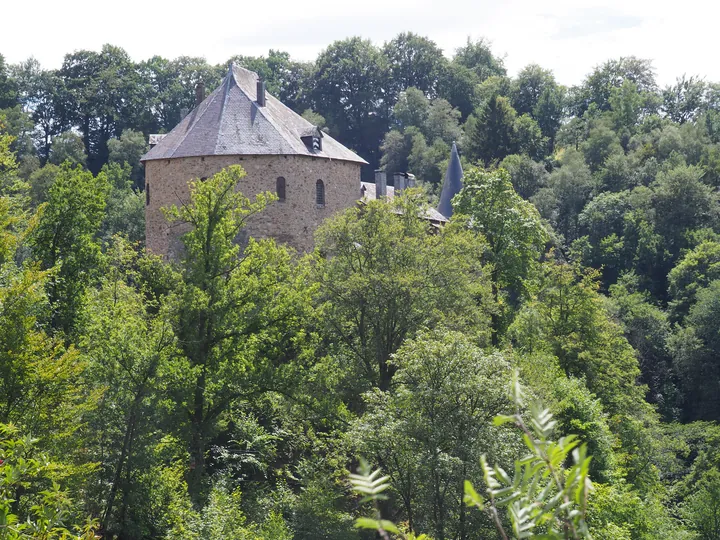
top-left (144, 154), bottom-right (362, 257)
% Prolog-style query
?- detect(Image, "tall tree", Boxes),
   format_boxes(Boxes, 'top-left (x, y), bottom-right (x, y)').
top-left (354, 330), bottom-right (516, 540)
top-left (164, 165), bottom-right (308, 504)
top-left (465, 95), bottom-right (518, 165)
top-left (314, 191), bottom-right (493, 393)
top-left (383, 32), bottom-right (447, 100)
top-left (453, 38), bottom-right (506, 82)
top-left (313, 38), bottom-right (389, 168)
top-left (0, 53), bottom-right (17, 109)
top-left (30, 163), bottom-right (109, 336)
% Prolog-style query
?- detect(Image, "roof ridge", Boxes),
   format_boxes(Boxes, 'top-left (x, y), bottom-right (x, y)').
top-left (140, 65), bottom-right (367, 164)
top-left (215, 65), bottom-right (236, 154)
top-left (230, 65), bottom-right (305, 153)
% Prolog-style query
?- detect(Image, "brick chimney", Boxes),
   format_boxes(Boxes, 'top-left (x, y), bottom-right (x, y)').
top-left (257, 79), bottom-right (266, 107)
top-left (195, 80), bottom-right (205, 106)
top-left (374, 169), bottom-right (387, 198)
top-left (407, 173), bottom-right (416, 188)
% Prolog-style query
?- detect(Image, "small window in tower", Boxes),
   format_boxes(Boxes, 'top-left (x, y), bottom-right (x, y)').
top-left (146, 183), bottom-right (150, 206)
top-left (276, 177), bottom-right (286, 201)
top-left (316, 179), bottom-right (325, 207)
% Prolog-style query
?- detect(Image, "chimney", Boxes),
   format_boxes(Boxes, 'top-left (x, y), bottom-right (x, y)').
top-left (406, 173), bottom-right (416, 188)
top-left (257, 79), bottom-right (266, 107)
top-left (394, 172), bottom-right (407, 193)
top-left (194, 80), bottom-right (205, 106)
top-left (374, 169), bottom-right (387, 198)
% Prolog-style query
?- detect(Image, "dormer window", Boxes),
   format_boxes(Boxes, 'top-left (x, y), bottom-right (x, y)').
top-left (301, 126), bottom-right (323, 152)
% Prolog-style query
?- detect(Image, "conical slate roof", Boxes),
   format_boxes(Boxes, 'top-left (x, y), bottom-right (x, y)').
top-left (141, 64), bottom-right (367, 164)
top-left (437, 142), bottom-right (463, 218)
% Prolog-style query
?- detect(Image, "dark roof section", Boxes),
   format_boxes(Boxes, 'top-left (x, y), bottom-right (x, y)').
top-left (437, 142), bottom-right (463, 218)
top-left (141, 64), bottom-right (367, 164)
top-left (360, 182), bottom-right (448, 223)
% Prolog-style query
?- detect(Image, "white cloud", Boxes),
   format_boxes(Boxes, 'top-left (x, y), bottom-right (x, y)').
top-left (1, 0), bottom-right (718, 86)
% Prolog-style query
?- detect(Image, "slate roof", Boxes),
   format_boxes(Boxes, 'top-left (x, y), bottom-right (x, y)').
top-left (360, 182), bottom-right (448, 223)
top-left (437, 142), bottom-right (463, 218)
top-left (141, 64), bottom-right (367, 164)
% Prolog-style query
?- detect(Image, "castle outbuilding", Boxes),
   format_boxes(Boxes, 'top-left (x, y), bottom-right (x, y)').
top-left (141, 64), bottom-right (367, 257)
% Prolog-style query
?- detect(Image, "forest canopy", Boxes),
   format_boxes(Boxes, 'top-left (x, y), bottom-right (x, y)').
top-left (1, 34), bottom-right (720, 539)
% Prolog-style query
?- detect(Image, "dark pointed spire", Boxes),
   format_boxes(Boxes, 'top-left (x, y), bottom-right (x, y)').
top-left (438, 142), bottom-right (463, 218)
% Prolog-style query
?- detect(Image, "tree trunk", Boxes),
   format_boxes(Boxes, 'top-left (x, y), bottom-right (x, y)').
top-left (187, 369), bottom-right (207, 506)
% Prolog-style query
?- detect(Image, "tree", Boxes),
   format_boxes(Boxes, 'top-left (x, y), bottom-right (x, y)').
top-left (514, 114), bottom-right (547, 160)
top-left (668, 240), bottom-right (720, 321)
top-left (354, 330), bottom-right (516, 540)
top-left (453, 38), bottom-right (506, 82)
top-left (533, 149), bottom-right (594, 243)
top-left (683, 468), bottom-right (720, 539)
top-left (533, 85), bottom-right (565, 148)
top-left (314, 191), bottom-right (493, 393)
top-left (383, 33), bottom-right (447, 99)
top-left (610, 275), bottom-right (677, 420)
top-left (669, 280), bottom-right (720, 421)
top-left (663, 75), bottom-right (707, 124)
top-left (11, 59), bottom-right (68, 162)
top-left (313, 38), bottom-right (389, 167)
top-left (393, 88), bottom-right (430, 131)
top-left (0, 423), bottom-right (98, 539)
top-left (465, 372), bottom-right (593, 540)
top-left (78, 240), bottom-right (176, 537)
top-left (454, 167), bottom-right (547, 300)
top-left (651, 164), bottom-right (717, 259)
top-left (511, 64), bottom-right (557, 116)
top-left (509, 263), bottom-right (650, 420)
top-left (163, 165), bottom-right (309, 503)
top-left (380, 128), bottom-right (415, 175)
top-left (581, 122), bottom-right (623, 172)
top-left (0, 54), bottom-right (17, 109)
top-left (574, 56), bottom-right (657, 114)
top-left (99, 162), bottom-right (145, 245)
top-left (465, 95), bottom-right (518, 165)
top-left (500, 154), bottom-right (547, 199)
top-left (425, 98), bottom-right (462, 145)
top-left (30, 163), bottom-right (109, 335)
top-left (437, 63), bottom-right (480, 120)
top-left (107, 128), bottom-right (148, 188)
top-left (49, 130), bottom-right (87, 167)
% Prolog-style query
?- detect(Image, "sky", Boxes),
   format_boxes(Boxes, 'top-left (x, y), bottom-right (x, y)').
top-left (2, 0), bottom-right (718, 87)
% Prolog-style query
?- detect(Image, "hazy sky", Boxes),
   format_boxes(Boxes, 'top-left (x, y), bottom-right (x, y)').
top-left (2, 0), bottom-right (717, 87)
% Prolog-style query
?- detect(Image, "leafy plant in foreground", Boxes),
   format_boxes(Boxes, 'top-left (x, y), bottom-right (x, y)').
top-left (349, 459), bottom-right (430, 540)
top-left (464, 371), bottom-right (593, 539)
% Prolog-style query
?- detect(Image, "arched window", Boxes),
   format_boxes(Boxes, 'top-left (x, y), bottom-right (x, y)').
top-left (276, 176), bottom-right (286, 201)
top-left (316, 179), bottom-right (325, 207)
top-left (145, 183), bottom-right (150, 206)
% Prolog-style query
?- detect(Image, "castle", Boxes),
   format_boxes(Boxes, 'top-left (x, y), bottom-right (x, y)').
top-left (141, 64), bottom-right (368, 256)
top-left (142, 64), bottom-right (457, 257)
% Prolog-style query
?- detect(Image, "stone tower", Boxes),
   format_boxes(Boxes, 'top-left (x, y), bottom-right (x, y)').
top-left (141, 64), bottom-right (367, 257)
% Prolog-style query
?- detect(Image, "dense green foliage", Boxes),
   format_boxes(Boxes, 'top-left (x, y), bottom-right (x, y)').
top-left (1, 36), bottom-right (720, 539)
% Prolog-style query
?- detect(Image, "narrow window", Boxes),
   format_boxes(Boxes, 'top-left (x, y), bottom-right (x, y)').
top-left (276, 176), bottom-right (286, 202)
top-left (146, 183), bottom-right (150, 206)
top-left (316, 179), bottom-right (325, 207)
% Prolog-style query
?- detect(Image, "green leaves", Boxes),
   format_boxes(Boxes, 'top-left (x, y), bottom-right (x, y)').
top-left (349, 461), bottom-right (399, 538)
top-left (349, 466), bottom-right (392, 503)
top-left (466, 371), bottom-right (593, 539)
